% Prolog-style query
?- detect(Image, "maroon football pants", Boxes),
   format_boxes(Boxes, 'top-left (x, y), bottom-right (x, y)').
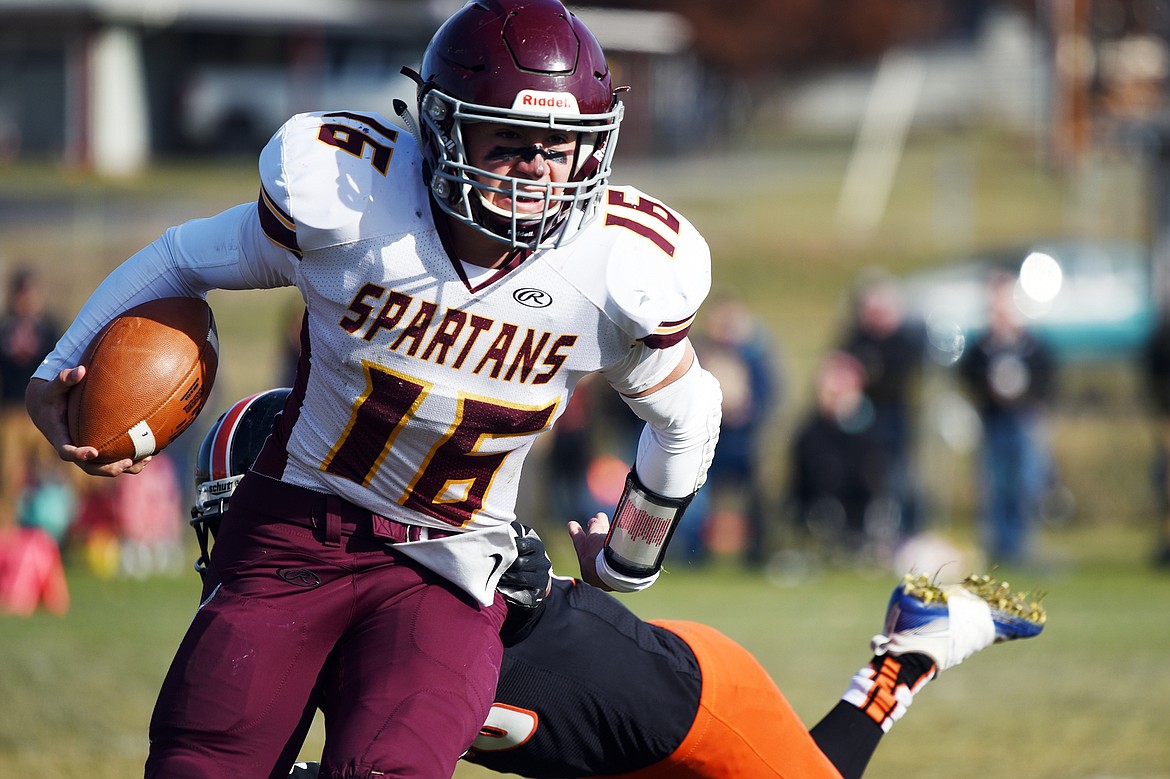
top-left (145, 475), bottom-right (508, 779)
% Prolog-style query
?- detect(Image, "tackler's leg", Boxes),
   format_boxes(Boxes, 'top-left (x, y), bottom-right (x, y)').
top-left (810, 573), bottom-right (1047, 779)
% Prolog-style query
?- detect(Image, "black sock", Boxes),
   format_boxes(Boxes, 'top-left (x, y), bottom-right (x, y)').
top-left (809, 701), bottom-right (884, 779)
top-left (810, 653), bottom-right (937, 778)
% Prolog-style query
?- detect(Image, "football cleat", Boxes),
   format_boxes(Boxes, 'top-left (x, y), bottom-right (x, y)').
top-left (871, 573), bottom-right (1046, 672)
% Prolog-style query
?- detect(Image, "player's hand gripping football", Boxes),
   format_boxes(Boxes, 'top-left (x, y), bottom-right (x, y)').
top-left (25, 369), bottom-right (148, 477)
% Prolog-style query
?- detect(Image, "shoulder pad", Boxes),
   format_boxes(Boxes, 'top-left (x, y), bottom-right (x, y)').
top-left (257, 111), bottom-right (428, 253)
top-left (598, 186), bottom-right (711, 345)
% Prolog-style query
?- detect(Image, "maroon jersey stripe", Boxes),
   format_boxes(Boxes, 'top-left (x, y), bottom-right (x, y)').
top-left (257, 186), bottom-right (300, 257)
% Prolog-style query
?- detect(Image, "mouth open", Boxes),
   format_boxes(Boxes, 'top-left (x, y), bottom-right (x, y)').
top-left (479, 189), bottom-right (562, 220)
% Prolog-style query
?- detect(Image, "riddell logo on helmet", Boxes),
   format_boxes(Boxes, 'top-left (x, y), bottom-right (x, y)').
top-left (513, 90), bottom-right (580, 114)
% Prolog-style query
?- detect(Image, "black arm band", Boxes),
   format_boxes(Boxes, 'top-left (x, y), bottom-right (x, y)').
top-left (603, 469), bottom-right (695, 579)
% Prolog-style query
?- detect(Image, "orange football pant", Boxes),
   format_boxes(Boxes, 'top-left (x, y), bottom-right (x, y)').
top-left (605, 619), bottom-right (843, 779)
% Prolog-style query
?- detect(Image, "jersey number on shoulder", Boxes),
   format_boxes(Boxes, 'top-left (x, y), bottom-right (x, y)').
top-left (604, 190), bottom-right (681, 257)
top-left (322, 362), bottom-right (557, 526)
top-left (317, 112), bottom-right (398, 175)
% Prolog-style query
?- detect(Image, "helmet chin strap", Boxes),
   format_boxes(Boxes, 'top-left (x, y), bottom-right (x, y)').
top-left (394, 67), bottom-right (427, 149)
top-left (393, 98), bottom-right (424, 149)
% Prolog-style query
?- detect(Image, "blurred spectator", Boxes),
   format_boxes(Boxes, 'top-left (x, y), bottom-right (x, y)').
top-left (786, 351), bottom-right (892, 561)
top-left (0, 267), bottom-right (70, 611)
top-left (1141, 311), bottom-right (1170, 568)
top-left (0, 525), bottom-right (69, 616)
top-left (838, 268), bottom-right (928, 539)
top-left (69, 452), bottom-right (185, 578)
top-left (957, 267), bottom-right (1056, 566)
top-left (0, 266), bottom-right (66, 531)
top-left (543, 377), bottom-right (598, 527)
top-left (542, 371), bottom-right (720, 567)
top-left (0, 112), bottom-right (19, 162)
top-left (18, 476), bottom-right (77, 545)
top-left (116, 452), bottom-right (185, 577)
top-left (543, 375), bottom-right (645, 537)
top-left (691, 286), bottom-right (783, 567)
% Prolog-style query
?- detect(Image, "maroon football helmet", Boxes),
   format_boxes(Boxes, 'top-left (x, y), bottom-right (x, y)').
top-left (415, 0), bottom-right (624, 250)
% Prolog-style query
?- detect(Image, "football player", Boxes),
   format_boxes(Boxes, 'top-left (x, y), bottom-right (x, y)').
top-left (194, 389), bottom-right (1046, 779)
top-left (25, 2), bottom-right (721, 776)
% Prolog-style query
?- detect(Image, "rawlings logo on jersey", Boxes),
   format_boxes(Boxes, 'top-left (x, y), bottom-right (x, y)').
top-left (513, 288), bottom-right (552, 308)
top-left (513, 89), bottom-right (579, 114)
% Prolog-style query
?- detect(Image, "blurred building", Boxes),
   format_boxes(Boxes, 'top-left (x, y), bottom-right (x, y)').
top-left (0, 0), bottom-right (711, 174)
top-left (775, 5), bottom-right (1040, 134)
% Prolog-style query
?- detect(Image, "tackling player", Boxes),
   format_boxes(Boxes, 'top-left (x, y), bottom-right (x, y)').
top-left (25, 2), bottom-right (721, 776)
top-left (196, 389), bottom-right (1046, 779)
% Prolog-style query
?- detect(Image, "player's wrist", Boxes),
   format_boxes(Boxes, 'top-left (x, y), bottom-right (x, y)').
top-left (595, 548), bottom-right (660, 592)
top-left (598, 470), bottom-right (693, 591)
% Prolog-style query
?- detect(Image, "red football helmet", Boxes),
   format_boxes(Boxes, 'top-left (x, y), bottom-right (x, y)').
top-left (190, 387), bottom-right (291, 575)
top-left (415, 0), bottom-right (624, 250)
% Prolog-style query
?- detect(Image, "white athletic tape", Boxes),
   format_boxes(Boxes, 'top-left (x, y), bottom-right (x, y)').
top-left (595, 548), bottom-right (659, 593)
top-left (129, 420), bottom-right (157, 459)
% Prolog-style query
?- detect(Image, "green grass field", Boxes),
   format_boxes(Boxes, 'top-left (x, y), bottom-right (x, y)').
top-left (3, 525), bottom-right (1170, 778)
top-left (4, 125), bottom-right (1170, 777)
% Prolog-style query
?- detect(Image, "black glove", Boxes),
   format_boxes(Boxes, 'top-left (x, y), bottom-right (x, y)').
top-left (497, 521), bottom-right (552, 645)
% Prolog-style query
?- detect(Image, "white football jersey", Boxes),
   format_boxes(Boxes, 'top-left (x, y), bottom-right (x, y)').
top-left (36, 110), bottom-right (711, 602)
top-left (256, 110), bottom-right (711, 533)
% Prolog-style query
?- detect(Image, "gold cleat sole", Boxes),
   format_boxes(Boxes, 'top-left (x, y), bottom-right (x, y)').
top-left (900, 572), bottom-right (1048, 628)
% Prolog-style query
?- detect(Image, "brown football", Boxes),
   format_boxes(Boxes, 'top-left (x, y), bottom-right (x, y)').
top-left (67, 297), bottom-right (219, 464)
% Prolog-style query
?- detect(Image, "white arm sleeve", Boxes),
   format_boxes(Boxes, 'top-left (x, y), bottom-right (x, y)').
top-left (600, 340), bottom-right (688, 396)
top-left (35, 203), bottom-right (297, 380)
top-left (618, 356), bottom-right (722, 498)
